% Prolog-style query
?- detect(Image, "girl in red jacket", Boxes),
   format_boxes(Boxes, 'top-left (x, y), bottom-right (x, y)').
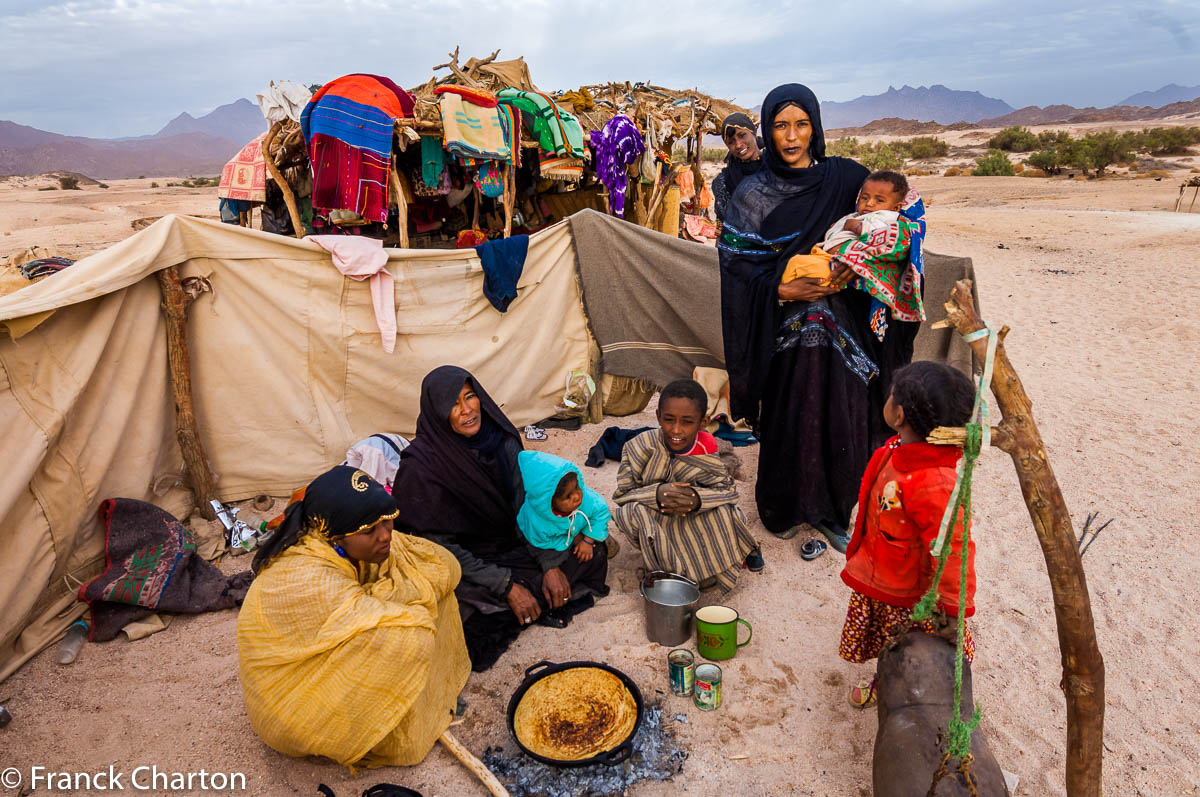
top-left (839, 361), bottom-right (976, 707)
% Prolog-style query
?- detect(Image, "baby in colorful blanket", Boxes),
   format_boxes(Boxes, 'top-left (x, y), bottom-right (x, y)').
top-left (782, 170), bottom-right (926, 339)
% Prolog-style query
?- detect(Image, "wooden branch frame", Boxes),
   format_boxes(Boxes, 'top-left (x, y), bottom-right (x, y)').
top-left (934, 279), bottom-right (1104, 796)
top-left (263, 121), bottom-right (305, 239)
top-left (156, 266), bottom-right (218, 521)
top-left (388, 163), bottom-right (410, 249)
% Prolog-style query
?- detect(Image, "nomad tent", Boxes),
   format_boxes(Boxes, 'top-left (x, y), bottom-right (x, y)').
top-left (0, 211), bottom-right (975, 680)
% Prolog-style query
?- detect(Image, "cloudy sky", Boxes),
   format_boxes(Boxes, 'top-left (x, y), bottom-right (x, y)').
top-left (2, 0), bottom-right (1197, 138)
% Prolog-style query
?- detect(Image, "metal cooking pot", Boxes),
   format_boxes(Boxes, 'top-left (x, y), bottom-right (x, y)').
top-left (640, 570), bottom-right (699, 646)
top-left (506, 660), bottom-right (644, 767)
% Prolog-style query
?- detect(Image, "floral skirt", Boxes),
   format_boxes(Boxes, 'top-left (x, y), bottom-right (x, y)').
top-left (838, 591), bottom-right (975, 664)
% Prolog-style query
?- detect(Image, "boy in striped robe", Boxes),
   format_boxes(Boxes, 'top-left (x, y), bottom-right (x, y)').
top-left (612, 379), bottom-right (762, 591)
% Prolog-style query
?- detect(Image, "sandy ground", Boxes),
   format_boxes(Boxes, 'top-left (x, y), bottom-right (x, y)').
top-left (2, 164), bottom-right (1200, 797)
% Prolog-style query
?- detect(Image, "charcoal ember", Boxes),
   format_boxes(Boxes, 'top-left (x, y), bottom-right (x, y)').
top-left (481, 705), bottom-right (687, 797)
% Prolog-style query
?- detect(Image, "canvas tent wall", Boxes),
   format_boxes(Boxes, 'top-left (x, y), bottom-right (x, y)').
top-left (0, 211), bottom-right (975, 681)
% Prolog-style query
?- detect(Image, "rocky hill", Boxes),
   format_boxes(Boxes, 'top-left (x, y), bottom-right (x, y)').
top-left (1117, 84), bottom-right (1200, 108)
top-left (0, 120), bottom-right (241, 179)
top-left (153, 98), bottom-right (266, 145)
top-left (979, 97), bottom-right (1200, 127)
top-left (820, 85), bottom-right (1014, 128)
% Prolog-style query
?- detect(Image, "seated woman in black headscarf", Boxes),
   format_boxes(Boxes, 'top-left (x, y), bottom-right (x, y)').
top-left (712, 112), bottom-right (764, 223)
top-left (391, 365), bottom-right (609, 671)
top-left (717, 84), bottom-right (919, 553)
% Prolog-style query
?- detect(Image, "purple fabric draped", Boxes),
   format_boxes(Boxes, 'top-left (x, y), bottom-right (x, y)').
top-left (589, 115), bottom-right (645, 217)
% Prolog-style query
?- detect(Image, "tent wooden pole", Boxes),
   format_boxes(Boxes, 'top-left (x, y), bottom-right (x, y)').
top-left (263, 121), bottom-right (305, 240)
top-left (388, 163), bottom-right (410, 248)
top-left (438, 731), bottom-right (510, 797)
top-left (932, 279), bottom-right (1104, 796)
top-left (472, 185), bottom-right (482, 231)
top-left (156, 266), bottom-right (218, 521)
top-left (644, 161), bottom-right (667, 227)
top-left (503, 162), bottom-right (515, 238)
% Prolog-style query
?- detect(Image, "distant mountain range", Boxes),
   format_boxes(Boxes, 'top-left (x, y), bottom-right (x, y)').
top-left (978, 96), bottom-right (1200, 127)
top-left (0, 99), bottom-right (265, 179)
top-left (1116, 84), bottom-right (1200, 108)
top-left (819, 85), bottom-right (1014, 128)
top-left (152, 98), bottom-right (266, 145)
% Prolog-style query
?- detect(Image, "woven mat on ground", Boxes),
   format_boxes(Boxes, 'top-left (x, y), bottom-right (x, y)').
top-left (78, 498), bottom-right (252, 641)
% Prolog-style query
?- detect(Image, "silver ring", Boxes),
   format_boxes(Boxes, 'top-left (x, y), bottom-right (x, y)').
top-left (523, 617), bottom-right (532, 623)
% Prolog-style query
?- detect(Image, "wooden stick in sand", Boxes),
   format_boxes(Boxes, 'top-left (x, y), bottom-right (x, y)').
top-left (262, 121), bottom-right (305, 240)
top-left (438, 730), bottom-right (510, 797)
top-left (156, 266), bottom-right (219, 521)
top-left (929, 279), bottom-right (1105, 797)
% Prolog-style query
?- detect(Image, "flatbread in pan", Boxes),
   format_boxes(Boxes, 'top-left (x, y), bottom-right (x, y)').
top-left (513, 667), bottom-right (638, 761)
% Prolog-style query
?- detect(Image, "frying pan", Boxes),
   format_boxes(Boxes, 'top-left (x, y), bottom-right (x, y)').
top-left (505, 659), bottom-right (644, 767)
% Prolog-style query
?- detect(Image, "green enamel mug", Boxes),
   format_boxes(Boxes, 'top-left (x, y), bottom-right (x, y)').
top-left (695, 605), bottom-right (752, 660)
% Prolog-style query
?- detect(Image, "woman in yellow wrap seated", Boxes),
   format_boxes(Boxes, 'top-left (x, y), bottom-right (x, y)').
top-left (237, 465), bottom-right (470, 768)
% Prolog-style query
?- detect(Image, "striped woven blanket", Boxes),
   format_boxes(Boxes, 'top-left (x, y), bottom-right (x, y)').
top-left (301, 74), bottom-right (414, 223)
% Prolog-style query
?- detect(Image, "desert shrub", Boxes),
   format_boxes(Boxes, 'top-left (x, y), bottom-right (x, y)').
top-left (827, 137), bottom-right (866, 158)
top-left (150, 181), bottom-right (159, 188)
top-left (38, 186), bottom-right (57, 191)
top-left (1140, 169), bottom-right (1170, 179)
top-left (1037, 130), bottom-right (1072, 148)
top-left (58, 176), bottom-right (80, 190)
top-left (98, 183), bottom-right (109, 189)
top-left (860, 143), bottom-right (905, 171)
top-left (973, 149), bottom-right (1014, 176)
top-left (987, 126), bottom-right (1039, 152)
top-left (900, 136), bottom-right (950, 160)
top-left (1021, 168), bottom-right (1047, 177)
top-left (1013, 162), bottom-right (1025, 174)
top-left (905, 167), bottom-right (932, 176)
top-left (1192, 167), bottom-right (1200, 173)
top-left (1130, 126), bottom-right (1200, 155)
top-left (944, 166), bottom-right (965, 176)
top-left (1026, 150), bottom-right (1062, 175)
top-left (1062, 138), bottom-right (1096, 174)
top-left (1079, 131), bottom-right (1135, 175)
top-left (138, 175), bottom-right (146, 179)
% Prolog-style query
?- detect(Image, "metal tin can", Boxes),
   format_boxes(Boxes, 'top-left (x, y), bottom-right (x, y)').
top-left (693, 663), bottom-right (722, 711)
top-left (668, 649), bottom-right (695, 696)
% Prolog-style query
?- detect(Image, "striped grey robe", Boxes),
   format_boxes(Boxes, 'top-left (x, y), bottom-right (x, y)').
top-left (611, 429), bottom-right (757, 591)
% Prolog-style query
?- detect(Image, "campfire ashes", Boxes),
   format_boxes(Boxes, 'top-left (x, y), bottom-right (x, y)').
top-left (482, 704), bottom-right (687, 797)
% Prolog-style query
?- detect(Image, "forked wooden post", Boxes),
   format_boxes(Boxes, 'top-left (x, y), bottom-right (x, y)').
top-left (156, 266), bottom-right (219, 521)
top-left (932, 279), bottom-right (1104, 796)
top-left (262, 121), bottom-right (305, 239)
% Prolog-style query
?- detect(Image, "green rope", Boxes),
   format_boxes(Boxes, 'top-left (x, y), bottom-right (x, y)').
top-left (911, 401), bottom-right (985, 760)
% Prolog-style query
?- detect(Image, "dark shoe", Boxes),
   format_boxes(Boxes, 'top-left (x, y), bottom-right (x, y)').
top-left (771, 524), bottom-right (803, 540)
top-left (814, 521), bottom-right (851, 553)
top-left (744, 548), bottom-right (764, 572)
top-left (605, 536), bottom-right (620, 558)
top-left (800, 538), bottom-right (828, 561)
top-left (697, 576), bottom-right (720, 591)
top-left (536, 609), bottom-right (569, 628)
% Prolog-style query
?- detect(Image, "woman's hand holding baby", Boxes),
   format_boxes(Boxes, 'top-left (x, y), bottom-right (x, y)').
top-left (778, 277), bottom-right (840, 302)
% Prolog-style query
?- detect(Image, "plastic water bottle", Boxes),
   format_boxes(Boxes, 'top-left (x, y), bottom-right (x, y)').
top-left (56, 619), bottom-right (89, 665)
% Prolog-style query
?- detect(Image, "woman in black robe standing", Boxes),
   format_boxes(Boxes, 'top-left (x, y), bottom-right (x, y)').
top-left (391, 365), bottom-right (608, 670)
top-left (717, 84), bottom-right (918, 550)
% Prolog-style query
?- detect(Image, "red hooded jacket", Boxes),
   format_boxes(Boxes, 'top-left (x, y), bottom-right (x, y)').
top-left (841, 436), bottom-right (975, 617)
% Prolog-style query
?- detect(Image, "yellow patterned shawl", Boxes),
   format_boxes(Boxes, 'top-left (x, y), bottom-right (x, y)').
top-left (236, 532), bottom-right (469, 767)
